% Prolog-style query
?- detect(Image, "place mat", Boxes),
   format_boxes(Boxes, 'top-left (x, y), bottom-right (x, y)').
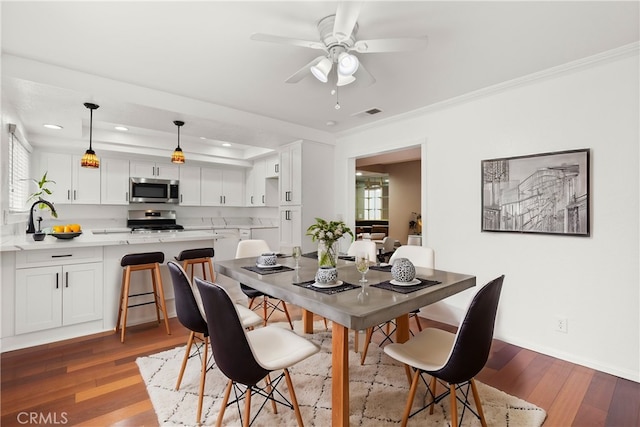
top-left (372, 278), bottom-right (441, 294)
top-left (292, 280), bottom-right (359, 295)
top-left (338, 255), bottom-right (355, 261)
top-left (302, 251), bottom-right (318, 259)
top-left (370, 264), bottom-right (392, 272)
top-left (242, 265), bottom-right (295, 275)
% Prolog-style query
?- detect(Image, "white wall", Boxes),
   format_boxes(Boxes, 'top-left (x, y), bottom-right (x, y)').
top-left (334, 49), bottom-right (639, 381)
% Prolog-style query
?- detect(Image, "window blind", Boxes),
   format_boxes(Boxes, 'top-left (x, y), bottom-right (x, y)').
top-left (9, 127), bottom-right (31, 212)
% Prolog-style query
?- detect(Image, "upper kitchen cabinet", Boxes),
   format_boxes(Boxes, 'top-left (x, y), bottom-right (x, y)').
top-left (179, 165), bottom-right (201, 206)
top-left (279, 143), bottom-right (302, 205)
top-left (100, 158), bottom-right (130, 205)
top-left (129, 161), bottom-right (179, 180)
top-left (201, 167), bottom-right (244, 206)
top-left (36, 152), bottom-right (101, 205)
top-left (264, 155), bottom-right (279, 178)
top-left (245, 159), bottom-right (266, 207)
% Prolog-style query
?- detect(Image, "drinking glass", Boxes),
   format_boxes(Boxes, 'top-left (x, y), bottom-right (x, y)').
top-left (292, 246), bottom-right (302, 269)
top-left (356, 252), bottom-right (370, 284)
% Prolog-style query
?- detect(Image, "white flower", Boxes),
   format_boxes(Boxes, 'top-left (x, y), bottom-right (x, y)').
top-left (326, 231), bottom-right (333, 239)
top-left (318, 231), bottom-right (325, 239)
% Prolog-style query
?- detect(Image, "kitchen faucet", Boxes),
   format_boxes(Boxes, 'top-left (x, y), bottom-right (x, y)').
top-left (26, 198), bottom-right (57, 234)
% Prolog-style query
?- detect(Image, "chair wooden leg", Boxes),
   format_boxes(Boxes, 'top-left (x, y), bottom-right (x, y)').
top-left (354, 330), bottom-right (359, 353)
top-left (450, 383), bottom-right (458, 427)
top-left (176, 331), bottom-right (195, 390)
top-left (207, 258), bottom-right (215, 282)
top-left (196, 336), bottom-right (208, 425)
top-left (150, 268), bottom-right (162, 324)
top-left (323, 317), bottom-right (328, 330)
top-left (284, 368), bottom-right (304, 427)
top-left (216, 380), bottom-right (233, 427)
top-left (154, 263), bottom-right (171, 335)
top-left (401, 369), bottom-right (421, 427)
top-left (404, 364), bottom-right (413, 385)
top-left (413, 314), bottom-right (423, 331)
top-left (243, 386), bottom-right (252, 427)
top-left (115, 268), bottom-right (126, 333)
top-left (248, 297), bottom-right (256, 310)
top-left (360, 327), bottom-right (374, 365)
top-left (429, 376), bottom-right (437, 414)
top-left (265, 374), bottom-right (278, 414)
top-left (281, 301), bottom-right (294, 329)
top-left (470, 378), bottom-right (487, 427)
top-left (120, 267), bottom-right (131, 343)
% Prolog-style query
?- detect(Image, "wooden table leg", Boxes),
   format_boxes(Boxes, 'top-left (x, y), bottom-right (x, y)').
top-left (302, 309), bottom-right (314, 334)
top-left (332, 322), bottom-right (349, 427)
top-left (396, 313), bottom-right (410, 343)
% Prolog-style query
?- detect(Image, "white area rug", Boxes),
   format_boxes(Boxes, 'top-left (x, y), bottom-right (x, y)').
top-left (136, 322), bottom-right (547, 426)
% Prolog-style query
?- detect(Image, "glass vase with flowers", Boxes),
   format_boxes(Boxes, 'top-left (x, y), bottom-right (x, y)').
top-left (306, 218), bottom-right (354, 268)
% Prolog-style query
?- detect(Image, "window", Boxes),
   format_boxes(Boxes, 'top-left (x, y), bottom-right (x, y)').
top-left (363, 187), bottom-right (382, 220)
top-left (9, 126), bottom-right (31, 212)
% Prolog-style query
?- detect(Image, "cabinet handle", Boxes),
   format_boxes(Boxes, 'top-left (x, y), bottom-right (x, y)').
top-left (262, 195), bottom-right (265, 204)
top-left (223, 196), bottom-right (226, 204)
top-left (73, 190), bottom-right (77, 200)
top-left (275, 164), bottom-right (279, 173)
top-left (56, 272), bottom-right (59, 289)
top-left (250, 196), bottom-right (254, 205)
top-left (65, 271), bottom-right (69, 288)
top-left (220, 196), bottom-right (223, 204)
top-left (180, 194), bottom-right (183, 203)
top-left (157, 166), bottom-right (160, 176)
top-left (51, 254), bottom-right (73, 258)
top-left (67, 190), bottom-right (71, 200)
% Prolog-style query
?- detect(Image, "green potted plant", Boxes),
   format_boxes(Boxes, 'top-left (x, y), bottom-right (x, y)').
top-left (25, 172), bottom-right (57, 235)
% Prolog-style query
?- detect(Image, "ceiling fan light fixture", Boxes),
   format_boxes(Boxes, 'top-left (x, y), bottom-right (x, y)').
top-left (310, 57), bottom-right (332, 82)
top-left (172, 120), bottom-right (185, 164)
top-left (81, 102), bottom-right (100, 169)
top-left (337, 52), bottom-right (359, 76)
top-left (337, 73), bottom-right (356, 86)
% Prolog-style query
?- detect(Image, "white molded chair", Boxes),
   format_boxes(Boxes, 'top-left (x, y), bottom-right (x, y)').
top-left (347, 240), bottom-right (378, 262)
top-left (360, 246), bottom-right (436, 364)
top-left (384, 275), bottom-right (504, 427)
top-left (379, 236), bottom-right (397, 263)
top-left (236, 239), bottom-right (293, 329)
top-left (195, 277), bottom-right (320, 427)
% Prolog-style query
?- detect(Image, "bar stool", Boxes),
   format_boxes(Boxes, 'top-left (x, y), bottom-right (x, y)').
top-left (175, 248), bottom-right (214, 282)
top-left (116, 251), bottom-right (171, 343)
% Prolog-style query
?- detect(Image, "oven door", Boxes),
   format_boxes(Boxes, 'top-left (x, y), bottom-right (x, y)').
top-left (129, 178), bottom-right (178, 203)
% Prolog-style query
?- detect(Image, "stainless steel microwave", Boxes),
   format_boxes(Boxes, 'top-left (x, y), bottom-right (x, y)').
top-left (129, 177), bottom-right (179, 204)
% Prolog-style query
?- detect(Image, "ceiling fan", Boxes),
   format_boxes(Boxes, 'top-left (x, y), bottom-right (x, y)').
top-left (250, 2), bottom-right (428, 87)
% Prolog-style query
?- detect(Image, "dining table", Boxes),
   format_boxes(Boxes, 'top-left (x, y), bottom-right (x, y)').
top-left (215, 254), bottom-right (476, 427)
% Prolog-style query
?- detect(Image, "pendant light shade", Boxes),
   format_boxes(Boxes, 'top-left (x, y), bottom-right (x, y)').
top-left (310, 57), bottom-right (333, 83)
top-left (172, 120), bottom-right (185, 164)
top-left (337, 52), bottom-right (359, 76)
top-left (81, 102), bottom-right (100, 169)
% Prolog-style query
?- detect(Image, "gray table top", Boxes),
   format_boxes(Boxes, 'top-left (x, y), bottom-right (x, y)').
top-left (215, 255), bottom-right (476, 331)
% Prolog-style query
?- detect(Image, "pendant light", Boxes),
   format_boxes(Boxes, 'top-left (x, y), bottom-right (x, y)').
top-left (80, 103), bottom-right (100, 169)
top-left (172, 120), bottom-right (185, 164)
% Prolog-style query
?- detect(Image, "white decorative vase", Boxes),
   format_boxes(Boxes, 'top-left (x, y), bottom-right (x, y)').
top-left (391, 258), bottom-right (416, 282)
top-left (316, 266), bottom-right (338, 284)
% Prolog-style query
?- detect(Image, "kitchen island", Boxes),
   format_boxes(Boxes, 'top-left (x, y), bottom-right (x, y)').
top-left (0, 228), bottom-right (243, 352)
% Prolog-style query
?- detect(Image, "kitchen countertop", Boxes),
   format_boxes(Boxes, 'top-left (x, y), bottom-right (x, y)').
top-left (0, 229), bottom-right (236, 252)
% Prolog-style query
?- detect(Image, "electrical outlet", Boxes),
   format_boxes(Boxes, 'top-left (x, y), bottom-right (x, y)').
top-left (555, 317), bottom-right (568, 333)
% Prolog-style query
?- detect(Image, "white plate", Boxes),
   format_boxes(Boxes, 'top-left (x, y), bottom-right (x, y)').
top-left (390, 279), bottom-right (422, 286)
top-left (311, 280), bottom-right (344, 289)
top-left (256, 263), bottom-right (282, 269)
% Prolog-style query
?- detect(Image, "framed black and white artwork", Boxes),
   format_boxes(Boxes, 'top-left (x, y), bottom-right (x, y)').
top-left (482, 149), bottom-right (590, 236)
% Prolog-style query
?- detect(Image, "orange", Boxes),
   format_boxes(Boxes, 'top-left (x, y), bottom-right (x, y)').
top-left (63, 225), bottom-right (72, 233)
top-left (52, 225), bottom-right (64, 233)
top-left (69, 224), bottom-right (81, 232)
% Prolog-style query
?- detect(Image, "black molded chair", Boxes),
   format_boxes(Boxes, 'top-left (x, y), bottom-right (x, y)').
top-left (383, 275), bottom-right (505, 427)
top-left (167, 261), bottom-right (262, 425)
top-left (195, 277), bottom-right (320, 427)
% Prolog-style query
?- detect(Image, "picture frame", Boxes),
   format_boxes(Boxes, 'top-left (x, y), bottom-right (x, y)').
top-left (481, 149), bottom-right (590, 236)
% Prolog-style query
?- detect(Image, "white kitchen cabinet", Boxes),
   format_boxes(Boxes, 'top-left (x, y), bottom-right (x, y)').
top-left (201, 167), bottom-right (245, 206)
top-left (179, 165), bottom-right (201, 206)
top-left (36, 152), bottom-right (101, 204)
top-left (130, 161), bottom-right (179, 180)
top-left (246, 159), bottom-right (266, 206)
top-left (277, 141), bottom-right (334, 253)
top-left (100, 157), bottom-right (130, 205)
top-left (265, 154), bottom-right (279, 178)
top-left (15, 248), bottom-right (103, 335)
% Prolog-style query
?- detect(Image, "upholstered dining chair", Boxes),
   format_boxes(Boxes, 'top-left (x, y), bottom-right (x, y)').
top-left (360, 245), bottom-right (436, 364)
top-left (383, 275), bottom-right (505, 427)
top-left (236, 239), bottom-right (294, 329)
top-left (195, 277), bottom-right (320, 427)
top-left (167, 261), bottom-right (262, 425)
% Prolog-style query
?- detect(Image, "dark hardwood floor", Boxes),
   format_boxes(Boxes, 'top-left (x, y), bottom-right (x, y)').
top-left (2, 309), bottom-right (639, 426)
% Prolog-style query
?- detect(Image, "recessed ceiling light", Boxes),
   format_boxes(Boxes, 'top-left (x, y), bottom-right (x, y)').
top-left (222, 143), bottom-right (231, 147)
top-left (114, 126), bottom-right (128, 131)
top-left (200, 136), bottom-right (207, 140)
top-left (326, 120), bottom-right (336, 126)
top-left (43, 124), bottom-right (63, 130)
top-left (356, 172), bottom-right (363, 176)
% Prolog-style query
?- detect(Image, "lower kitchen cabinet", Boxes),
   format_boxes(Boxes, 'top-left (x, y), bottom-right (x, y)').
top-left (14, 249), bottom-right (103, 335)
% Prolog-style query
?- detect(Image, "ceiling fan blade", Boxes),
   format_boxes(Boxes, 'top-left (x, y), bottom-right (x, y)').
top-left (354, 61), bottom-right (376, 87)
top-left (285, 56), bottom-right (325, 83)
top-left (250, 33), bottom-right (327, 51)
top-left (333, 1), bottom-right (362, 42)
top-left (351, 37), bottom-right (428, 53)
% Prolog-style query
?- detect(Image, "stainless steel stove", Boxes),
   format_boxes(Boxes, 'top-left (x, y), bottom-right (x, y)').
top-left (127, 209), bottom-right (184, 233)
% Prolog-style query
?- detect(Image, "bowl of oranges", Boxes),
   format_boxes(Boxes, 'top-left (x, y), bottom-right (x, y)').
top-left (50, 224), bottom-right (82, 239)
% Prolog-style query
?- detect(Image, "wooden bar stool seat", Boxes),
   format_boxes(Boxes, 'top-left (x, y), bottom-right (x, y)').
top-left (116, 251), bottom-right (171, 343)
top-left (175, 248), bottom-right (215, 282)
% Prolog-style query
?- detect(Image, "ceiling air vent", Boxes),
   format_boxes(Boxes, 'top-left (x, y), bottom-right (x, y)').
top-left (352, 108), bottom-right (383, 118)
